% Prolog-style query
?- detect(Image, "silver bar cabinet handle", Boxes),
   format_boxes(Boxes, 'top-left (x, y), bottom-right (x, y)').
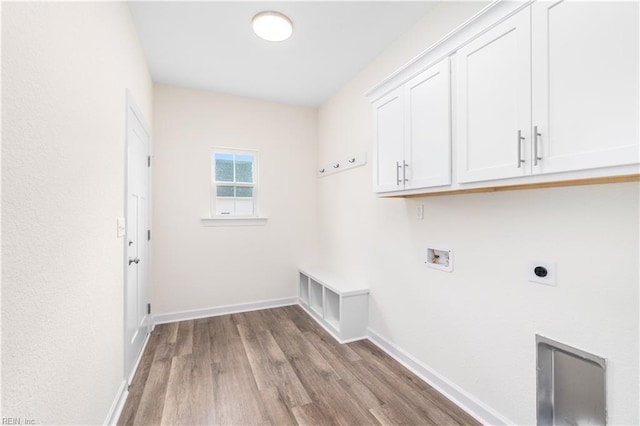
top-left (403, 161), bottom-right (408, 182)
top-left (533, 125), bottom-right (542, 166)
top-left (517, 130), bottom-right (525, 168)
top-left (396, 161), bottom-right (402, 185)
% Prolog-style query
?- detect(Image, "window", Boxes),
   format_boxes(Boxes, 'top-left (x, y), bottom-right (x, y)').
top-left (212, 149), bottom-right (257, 216)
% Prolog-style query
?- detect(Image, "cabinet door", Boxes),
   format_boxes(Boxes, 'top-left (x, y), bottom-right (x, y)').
top-left (455, 8), bottom-right (532, 183)
top-left (531, 1), bottom-right (639, 174)
top-left (405, 58), bottom-right (451, 189)
top-left (373, 88), bottom-right (405, 192)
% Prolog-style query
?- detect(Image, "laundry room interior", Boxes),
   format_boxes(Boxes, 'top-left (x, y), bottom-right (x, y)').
top-left (2, 1), bottom-right (639, 424)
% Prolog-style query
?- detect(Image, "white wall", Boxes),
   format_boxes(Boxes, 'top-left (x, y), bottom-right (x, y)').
top-left (151, 84), bottom-right (318, 315)
top-left (2, 2), bottom-right (152, 423)
top-left (317, 2), bottom-right (639, 424)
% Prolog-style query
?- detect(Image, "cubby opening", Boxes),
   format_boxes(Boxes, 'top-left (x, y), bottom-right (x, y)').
top-left (297, 267), bottom-right (370, 343)
top-left (299, 273), bottom-right (309, 305)
top-left (310, 279), bottom-right (323, 315)
top-left (324, 288), bottom-right (341, 331)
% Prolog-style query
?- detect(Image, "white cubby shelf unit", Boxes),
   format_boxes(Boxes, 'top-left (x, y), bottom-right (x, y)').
top-left (298, 267), bottom-right (369, 344)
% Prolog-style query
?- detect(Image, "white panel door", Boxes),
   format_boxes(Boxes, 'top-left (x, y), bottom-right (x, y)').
top-left (125, 98), bottom-right (151, 382)
top-left (455, 8), bottom-right (532, 183)
top-left (531, 0), bottom-right (640, 174)
top-left (373, 88), bottom-right (405, 192)
top-left (405, 58), bottom-right (451, 189)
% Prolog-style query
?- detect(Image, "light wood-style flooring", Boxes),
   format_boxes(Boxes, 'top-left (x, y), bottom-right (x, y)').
top-left (118, 305), bottom-right (480, 425)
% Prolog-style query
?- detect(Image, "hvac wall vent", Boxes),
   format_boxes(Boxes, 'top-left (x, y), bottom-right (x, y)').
top-left (537, 335), bottom-right (606, 425)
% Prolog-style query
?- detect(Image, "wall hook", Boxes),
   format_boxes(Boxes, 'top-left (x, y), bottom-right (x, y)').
top-left (317, 152), bottom-right (366, 178)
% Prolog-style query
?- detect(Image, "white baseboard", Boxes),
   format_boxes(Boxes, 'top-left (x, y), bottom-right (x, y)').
top-left (108, 327), bottom-right (152, 425)
top-left (153, 297), bottom-right (298, 325)
top-left (127, 331), bottom-right (151, 385)
top-left (367, 328), bottom-right (512, 426)
top-left (103, 380), bottom-right (128, 426)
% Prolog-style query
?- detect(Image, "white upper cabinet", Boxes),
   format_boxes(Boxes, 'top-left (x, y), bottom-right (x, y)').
top-left (405, 59), bottom-right (451, 189)
top-left (373, 58), bottom-right (451, 193)
top-left (531, 0), bottom-right (639, 174)
top-left (373, 87), bottom-right (404, 193)
top-left (369, 0), bottom-right (638, 195)
top-left (455, 8), bottom-right (532, 183)
top-left (455, 1), bottom-right (639, 184)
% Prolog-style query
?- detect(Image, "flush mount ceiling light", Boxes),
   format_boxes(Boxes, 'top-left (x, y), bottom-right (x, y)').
top-left (252, 11), bottom-right (293, 42)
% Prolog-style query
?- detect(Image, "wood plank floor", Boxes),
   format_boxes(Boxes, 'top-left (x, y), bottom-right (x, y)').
top-left (118, 305), bottom-right (480, 426)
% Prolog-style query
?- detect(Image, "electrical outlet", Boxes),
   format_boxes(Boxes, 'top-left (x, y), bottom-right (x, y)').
top-left (528, 260), bottom-right (557, 286)
top-left (416, 204), bottom-right (424, 220)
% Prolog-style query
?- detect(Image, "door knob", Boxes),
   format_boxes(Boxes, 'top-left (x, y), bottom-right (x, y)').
top-left (128, 257), bottom-right (140, 265)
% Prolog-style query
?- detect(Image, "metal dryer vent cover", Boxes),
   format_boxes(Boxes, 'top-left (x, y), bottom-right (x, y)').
top-left (536, 335), bottom-right (606, 426)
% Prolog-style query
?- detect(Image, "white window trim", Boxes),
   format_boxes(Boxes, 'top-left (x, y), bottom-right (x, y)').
top-left (205, 147), bottom-right (267, 226)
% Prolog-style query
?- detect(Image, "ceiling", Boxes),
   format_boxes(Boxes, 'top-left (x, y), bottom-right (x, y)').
top-left (128, 2), bottom-right (436, 107)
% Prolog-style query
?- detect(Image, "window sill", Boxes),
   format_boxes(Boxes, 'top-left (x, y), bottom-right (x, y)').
top-left (201, 217), bottom-right (269, 227)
